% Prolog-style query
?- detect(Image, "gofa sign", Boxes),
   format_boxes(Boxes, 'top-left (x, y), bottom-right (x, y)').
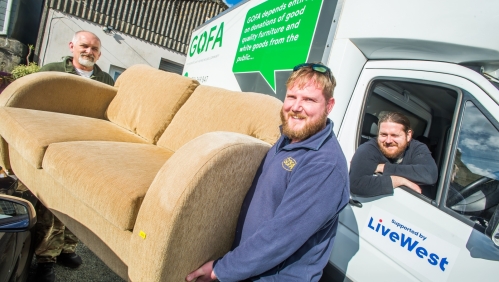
top-left (189, 22), bottom-right (224, 57)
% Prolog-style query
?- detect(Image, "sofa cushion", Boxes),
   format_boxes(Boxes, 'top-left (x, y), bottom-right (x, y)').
top-left (106, 65), bottom-right (199, 144)
top-left (157, 85), bottom-right (282, 152)
top-left (0, 108), bottom-right (147, 169)
top-left (42, 141), bottom-right (173, 231)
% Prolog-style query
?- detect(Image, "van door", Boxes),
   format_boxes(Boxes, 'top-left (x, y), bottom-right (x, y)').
top-left (330, 61), bottom-right (499, 282)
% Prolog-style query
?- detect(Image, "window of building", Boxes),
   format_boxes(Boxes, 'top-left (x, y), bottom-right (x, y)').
top-left (159, 58), bottom-right (183, 75)
top-left (109, 65), bottom-right (126, 81)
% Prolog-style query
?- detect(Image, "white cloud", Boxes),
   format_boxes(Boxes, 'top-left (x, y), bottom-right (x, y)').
top-left (460, 138), bottom-right (489, 151)
top-left (460, 105), bottom-right (496, 135)
top-left (488, 136), bottom-right (499, 149)
top-left (466, 163), bottom-right (497, 179)
top-left (222, 0), bottom-right (233, 7)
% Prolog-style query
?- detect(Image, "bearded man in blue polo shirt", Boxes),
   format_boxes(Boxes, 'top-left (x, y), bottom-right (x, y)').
top-left (186, 63), bottom-right (350, 282)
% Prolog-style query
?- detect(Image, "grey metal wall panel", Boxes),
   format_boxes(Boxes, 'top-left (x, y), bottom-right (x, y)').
top-left (159, 58), bottom-right (183, 74)
top-left (44, 0), bottom-right (227, 54)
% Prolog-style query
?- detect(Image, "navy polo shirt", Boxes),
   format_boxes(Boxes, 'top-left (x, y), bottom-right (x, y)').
top-left (214, 119), bottom-right (350, 281)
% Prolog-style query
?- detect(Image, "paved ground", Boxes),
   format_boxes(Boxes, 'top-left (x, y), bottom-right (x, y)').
top-left (27, 242), bottom-right (125, 282)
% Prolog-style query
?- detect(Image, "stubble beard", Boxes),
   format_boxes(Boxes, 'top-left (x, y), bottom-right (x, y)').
top-left (280, 109), bottom-right (328, 142)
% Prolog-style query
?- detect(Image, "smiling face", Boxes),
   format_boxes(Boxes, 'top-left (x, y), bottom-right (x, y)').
top-left (377, 121), bottom-right (412, 159)
top-left (69, 31), bottom-right (102, 70)
top-left (281, 78), bottom-right (335, 143)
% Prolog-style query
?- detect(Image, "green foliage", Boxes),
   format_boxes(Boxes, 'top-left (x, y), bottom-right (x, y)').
top-left (11, 62), bottom-right (40, 79)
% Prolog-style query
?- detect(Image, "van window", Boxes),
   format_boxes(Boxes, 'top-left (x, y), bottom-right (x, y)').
top-left (359, 79), bottom-right (458, 200)
top-left (445, 101), bottom-right (499, 229)
top-left (358, 79), bottom-right (499, 234)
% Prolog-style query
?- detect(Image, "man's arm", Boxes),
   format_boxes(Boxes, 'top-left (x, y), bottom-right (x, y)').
top-left (350, 142), bottom-right (394, 197)
top-left (186, 260), bottom-right (216, 282)
top-left (382, 143), bottom-right (438, 185)
top-left (390, 175), bottom-right (422, 193)
top-left (212, 161), bottom-right (349, 281)
top-left (374, 164), bottom-right (421, 193)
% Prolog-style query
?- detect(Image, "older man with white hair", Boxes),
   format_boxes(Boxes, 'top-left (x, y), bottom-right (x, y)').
top-left (35, 30), bottom-right (113, 282)
top-left (39, 30), bottom-right (114, 86)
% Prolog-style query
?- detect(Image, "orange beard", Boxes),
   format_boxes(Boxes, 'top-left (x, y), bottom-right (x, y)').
top-left (280, 110), bottom-right (327, 142)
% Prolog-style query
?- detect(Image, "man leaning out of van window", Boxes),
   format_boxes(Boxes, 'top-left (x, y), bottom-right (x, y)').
top-left (349, 112), bottom-right (438, 198)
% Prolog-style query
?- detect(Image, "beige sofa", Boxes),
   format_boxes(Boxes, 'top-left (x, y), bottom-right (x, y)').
top-left (0, 65), bottom-right (282, 281)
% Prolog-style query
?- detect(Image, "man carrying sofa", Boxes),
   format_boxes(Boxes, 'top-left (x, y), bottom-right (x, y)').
top-left (186, 63), bottom-right (350, 281)
top-left (35, 30), bottom-right (113, 282)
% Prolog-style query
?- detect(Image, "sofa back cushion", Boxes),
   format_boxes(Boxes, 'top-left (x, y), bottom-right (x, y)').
top-left (106, 65), bottom-right (199, 144)
top-left (157, 85), bottom-right (282, 152)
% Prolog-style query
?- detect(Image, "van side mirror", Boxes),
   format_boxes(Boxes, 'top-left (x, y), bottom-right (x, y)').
top-left (486, 205), bottom-right (499, 247)
top-left (0, 195), bottom-right (36, 232)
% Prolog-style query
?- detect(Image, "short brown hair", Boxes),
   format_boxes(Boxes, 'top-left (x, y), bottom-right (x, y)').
top-left (286, 63), bottom-right (336, 100)
top-left (378, 112), bottom-right (412, 133)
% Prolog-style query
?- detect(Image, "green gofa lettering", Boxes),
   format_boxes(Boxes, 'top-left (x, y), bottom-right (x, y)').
top-left (189, 22), bottom-right (224, 57)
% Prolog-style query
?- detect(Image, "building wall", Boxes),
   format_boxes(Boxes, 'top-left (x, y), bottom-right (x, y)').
top-left (38, 9), bottom-right (186, 77)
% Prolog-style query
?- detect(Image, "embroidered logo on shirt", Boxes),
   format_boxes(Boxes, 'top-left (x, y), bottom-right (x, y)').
top-left (282, 157), bottom-right (297, 171)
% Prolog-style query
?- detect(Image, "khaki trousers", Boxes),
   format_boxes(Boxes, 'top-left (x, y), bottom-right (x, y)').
top-left (34, 203), bottom-right (78, 263)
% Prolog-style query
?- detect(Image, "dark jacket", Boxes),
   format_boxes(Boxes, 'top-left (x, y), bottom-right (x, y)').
top-left (350, 138), bottom-right (438, 197)
top-left (213, 120), bottom-right (350, 282)
top-left (39, 56), bottom-right (114, 86)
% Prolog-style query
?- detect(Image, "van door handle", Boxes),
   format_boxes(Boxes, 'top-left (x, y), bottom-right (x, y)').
top-left (349, 198), bottom-right (362, 208)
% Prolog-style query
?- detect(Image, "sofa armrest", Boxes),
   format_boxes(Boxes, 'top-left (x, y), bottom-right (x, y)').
top-left (0, 72), bottom-right (117, 119)
top-left (128, 132), bottom-right (271, 282)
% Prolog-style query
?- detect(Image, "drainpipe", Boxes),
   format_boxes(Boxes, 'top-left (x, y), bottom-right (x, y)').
top-left (0, 0), bottom-right (14, 36)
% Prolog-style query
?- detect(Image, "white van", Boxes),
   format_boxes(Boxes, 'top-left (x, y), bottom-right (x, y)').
top-left (183, 0), bottom-right (499, 281)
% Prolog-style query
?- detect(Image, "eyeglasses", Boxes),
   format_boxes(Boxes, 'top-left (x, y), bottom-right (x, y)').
top-left (293, 63), bottom-right (332, 80)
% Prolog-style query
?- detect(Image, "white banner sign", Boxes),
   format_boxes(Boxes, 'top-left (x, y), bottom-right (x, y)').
top-left (361, 206), bottom-right (460, 282)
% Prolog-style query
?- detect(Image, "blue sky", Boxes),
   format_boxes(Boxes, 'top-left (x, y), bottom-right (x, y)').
top-left (223, 0), bottom-right (245, 7)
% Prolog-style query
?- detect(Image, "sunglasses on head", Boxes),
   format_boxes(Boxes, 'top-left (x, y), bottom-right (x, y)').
top-left (293, 63), bottom-right (332, 79)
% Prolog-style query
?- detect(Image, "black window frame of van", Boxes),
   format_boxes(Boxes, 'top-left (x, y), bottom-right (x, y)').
top-left (438, 91), bottom-right (499, 234)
